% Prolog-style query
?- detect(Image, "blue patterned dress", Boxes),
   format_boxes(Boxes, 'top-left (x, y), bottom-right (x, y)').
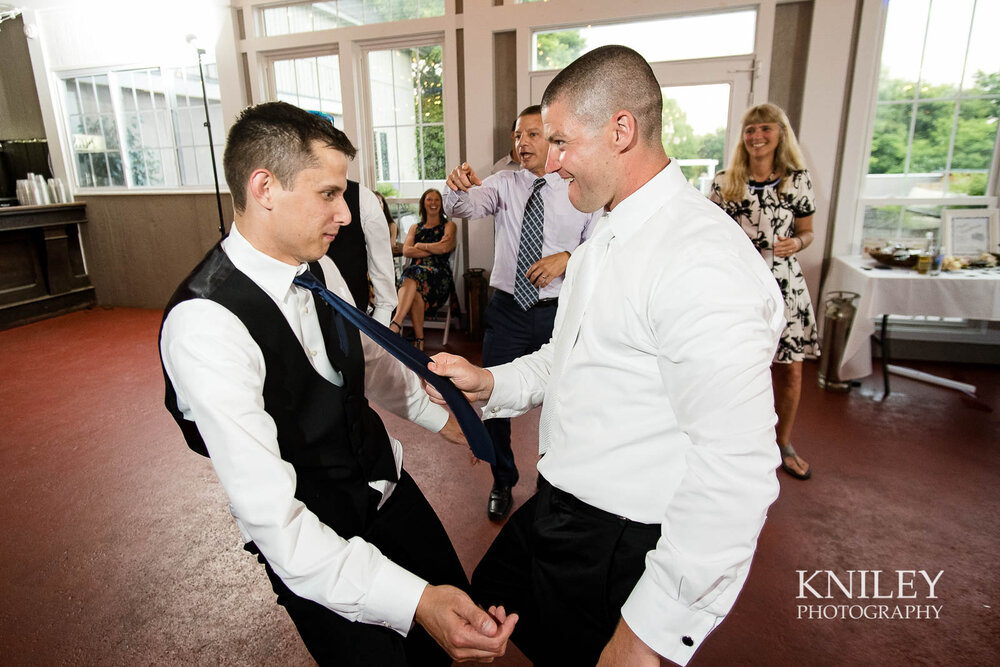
top-left (397, 221), bottom-right (453, 316)
top-left (710, 169), bottom-right (820, 362)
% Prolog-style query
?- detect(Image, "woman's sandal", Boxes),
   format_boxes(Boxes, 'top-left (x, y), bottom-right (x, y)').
top-left (389, 321), bottom-right (402, 334)
top-left (778, 444), bottom-right (812, 480)
top-left (413, 337), bottom-right (424, 351)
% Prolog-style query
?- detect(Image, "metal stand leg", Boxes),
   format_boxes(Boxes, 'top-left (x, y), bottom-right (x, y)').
top-left (879, 314), bottom-right (891, 399)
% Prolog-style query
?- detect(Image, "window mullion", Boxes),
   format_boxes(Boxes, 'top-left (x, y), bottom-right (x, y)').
top-left (415, 52), bottom-right (425, 181)
top-left (903, 3), bottom-right (935, 179)
top-left (75, 78), bottom-right (94, 187)
top-left (107, 71), bottom-right (132, 187)
top-left (163, 68), bottom-right (185, 186)
top-left (942, 2), bottom-right (978, 196)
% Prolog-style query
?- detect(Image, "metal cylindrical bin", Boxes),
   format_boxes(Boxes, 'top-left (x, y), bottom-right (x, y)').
top-left (464, 268), bottom-right (487, 340)
top-left (817, 291), bottom-right (859, 392)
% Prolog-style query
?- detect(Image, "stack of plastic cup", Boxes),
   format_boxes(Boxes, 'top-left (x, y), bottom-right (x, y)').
top-left (47, 178), bottom-right (69, 203)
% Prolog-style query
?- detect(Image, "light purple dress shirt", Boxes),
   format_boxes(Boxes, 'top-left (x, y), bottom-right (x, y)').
top-left (443, 169), bottom-right (599, 298)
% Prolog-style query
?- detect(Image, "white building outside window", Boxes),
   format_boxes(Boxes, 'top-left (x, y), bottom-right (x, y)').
top-left (60, 65), bottom-right (224, 190)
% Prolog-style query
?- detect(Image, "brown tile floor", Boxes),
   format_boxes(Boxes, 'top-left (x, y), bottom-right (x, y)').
top-left (1, 308), bottom-right (998, 665)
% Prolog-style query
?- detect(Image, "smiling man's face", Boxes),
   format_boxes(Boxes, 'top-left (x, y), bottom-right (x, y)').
top-left (543, 100), bottom-right (615, 214)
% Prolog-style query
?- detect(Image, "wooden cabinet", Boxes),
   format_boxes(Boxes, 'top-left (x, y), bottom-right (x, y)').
top-left (0, 203), bottom-right (96, 330)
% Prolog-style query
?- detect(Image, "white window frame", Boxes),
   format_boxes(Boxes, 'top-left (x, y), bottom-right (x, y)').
top-left (58, 64), bottom-right (225, 193)
top-left (356, 32), bottom-right (453, 199)
top-left (831, 0), bottom-right (1000, 257)
top-left (253, 0), bottom-right (448, 38)
top-left (262, 46), bottom-right (346, 124)
top-left (529, 55), bottom-right (756, 171)
top-left (61, 70), bottom-right (128, 189)
top-left (236, 1), bottom-right (460, 189)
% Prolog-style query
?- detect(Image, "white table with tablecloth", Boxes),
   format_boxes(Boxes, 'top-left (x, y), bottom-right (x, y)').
top-left (820, 255), bottom-right (1000, 380)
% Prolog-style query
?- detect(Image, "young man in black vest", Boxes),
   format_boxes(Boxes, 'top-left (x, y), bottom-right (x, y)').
top-left (159, 101), bottom-right (515, 665)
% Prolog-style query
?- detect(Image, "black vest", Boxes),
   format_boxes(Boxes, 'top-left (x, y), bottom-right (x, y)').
top-left (159, 242), bottom-right (397, 537)
top-left (326, 179), bottom-right (371, 312)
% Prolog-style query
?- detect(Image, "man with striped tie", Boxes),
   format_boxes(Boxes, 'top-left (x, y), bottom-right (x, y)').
top-left (444, 105), bottom-right (599, 521)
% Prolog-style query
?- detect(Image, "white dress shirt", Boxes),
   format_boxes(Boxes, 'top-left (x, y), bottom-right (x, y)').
top-left (443, 169), bottom-right (599, 298)
top-left (160, 223), bottom-right (448, 636)
top-left (357, 183), bottom-right (398, 325)
top-left (483, 160), bottom-right (785, 665)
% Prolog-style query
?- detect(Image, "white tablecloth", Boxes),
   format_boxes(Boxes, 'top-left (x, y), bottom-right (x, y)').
top-left (820, 256), bottom-right (1000, 379)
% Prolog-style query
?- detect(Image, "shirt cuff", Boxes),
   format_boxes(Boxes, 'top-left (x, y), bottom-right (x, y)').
top-left (371, 307), bottom-right (393, 327)
top-left (480, 364), bottom-right (521, 420)
top-left (362, 557), bottom-right (428, 636)
top-left (620, 570), bottom-right (722, 666)
top-left (422, 403), bottom-right (449, 433)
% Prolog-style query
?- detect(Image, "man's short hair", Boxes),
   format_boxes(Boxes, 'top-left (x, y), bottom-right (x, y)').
top-left (518, 104), bottom-right (542, 120)
top-left (541, 45), bottom-right (662, 146)
top-left (223, 101), bottom-right (357, 213)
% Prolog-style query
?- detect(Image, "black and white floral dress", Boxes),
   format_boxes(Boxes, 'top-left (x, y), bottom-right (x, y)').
top-left (709, 169), bottom-right (820, 363)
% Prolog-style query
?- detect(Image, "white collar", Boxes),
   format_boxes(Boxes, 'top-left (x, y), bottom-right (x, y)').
top-left (223, 222), bottom-right (306, 303)
top-left (515, 169), bottom-right (563, 188)
top-left (605, 159), bottom-right (685, 244)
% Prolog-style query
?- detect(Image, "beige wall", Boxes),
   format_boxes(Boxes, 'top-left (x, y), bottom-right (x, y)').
top-left (0, 16), bottom-right (44, 140)
top-left (769, 1), bottom-right (814, 135)
top-left (492, 30), bottom-right (518, 163)
top-left (78, 194), bottom-right (234, 309)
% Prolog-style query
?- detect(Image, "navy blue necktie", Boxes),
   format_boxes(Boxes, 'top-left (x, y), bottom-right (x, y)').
top-left (293, 270), bottom-right (496, 464)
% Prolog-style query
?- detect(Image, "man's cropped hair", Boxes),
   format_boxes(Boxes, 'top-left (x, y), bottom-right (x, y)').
top-left (541, 45), bottom-right (662, 146)
top-left (223, 101), bottom-right (357, 212)
top-left (518, 104), bottom-right (542, 119)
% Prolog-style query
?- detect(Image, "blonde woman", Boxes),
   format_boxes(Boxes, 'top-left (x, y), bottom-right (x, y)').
top-left (709, 103), bottom-right (818, 480)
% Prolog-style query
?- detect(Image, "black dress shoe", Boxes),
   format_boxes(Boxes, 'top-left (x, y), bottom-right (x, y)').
top-left (487, 485), bottom-right (513, 522)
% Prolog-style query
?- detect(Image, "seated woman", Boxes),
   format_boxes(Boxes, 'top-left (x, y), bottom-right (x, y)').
top-left (389, 188), bottom-right (456, 350)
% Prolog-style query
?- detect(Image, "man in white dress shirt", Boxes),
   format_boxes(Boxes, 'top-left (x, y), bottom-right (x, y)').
top-left (159, 101), bottom-right (515, 665)
top-left (428, 46), bottom-right (784, 665)
top-left (444, 105), bottom-right (598, 521)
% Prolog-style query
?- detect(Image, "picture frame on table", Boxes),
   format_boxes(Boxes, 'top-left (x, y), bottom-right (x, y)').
top-left (941, 209), bottom-right (999, 258)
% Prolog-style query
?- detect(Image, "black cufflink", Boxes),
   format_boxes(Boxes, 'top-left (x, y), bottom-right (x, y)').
top-left (682, 636), bottom-right (694, 647)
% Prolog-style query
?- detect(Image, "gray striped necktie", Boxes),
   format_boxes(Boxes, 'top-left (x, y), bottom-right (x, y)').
top-left (513, 177), bottom-right (547, 311)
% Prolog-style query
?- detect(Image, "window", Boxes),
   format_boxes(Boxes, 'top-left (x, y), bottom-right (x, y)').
top-left (528, 11), bottom-right (756, 191)
top-left (172, 65), bottom-right (225, 187)
top-left (61, 65), bottom-right (224, 190)
top-left (858, 0), bottom-right (999, 247)
top-left (258, 0), bottom-right (445, 37)
top-left (63, 74), bottom-right (124, 187)
top-left (118, 69), bottom-right (179, 187)
top-left (366, 43), bottom-right (445, 198)
top-left (270, 53), bottom-right (344, 127)
top-left (661, 83), bottom-right (730, 193)
top-left (531, 10), bottom-right (756, 71)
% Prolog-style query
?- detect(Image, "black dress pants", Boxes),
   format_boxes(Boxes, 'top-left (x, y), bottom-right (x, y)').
top-left (481, 290), bottom-right (558, 487)
top-left (250, 471), bottom-right (468, 666)
top-left (471, 476), bottom-right (661, 666)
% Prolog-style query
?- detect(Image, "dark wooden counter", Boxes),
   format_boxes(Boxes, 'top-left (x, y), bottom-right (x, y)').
top-left (0, 202), bottom-right (96, 330)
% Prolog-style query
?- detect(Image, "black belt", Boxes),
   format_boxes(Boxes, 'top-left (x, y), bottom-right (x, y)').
top-left (538, 476), bottom-right (661, 530)
top-left (497, 290), bottom-right (559, 309)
